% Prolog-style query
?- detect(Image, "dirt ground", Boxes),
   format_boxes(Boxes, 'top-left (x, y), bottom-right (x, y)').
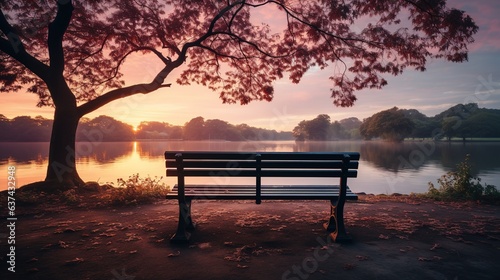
top-left (1, 195), bottom-right (499, 280)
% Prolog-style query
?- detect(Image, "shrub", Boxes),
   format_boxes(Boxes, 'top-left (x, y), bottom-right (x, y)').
top-left (427, 154), bottom-right (499, 202)
top-left (104, 174), bottom-right (170, 206)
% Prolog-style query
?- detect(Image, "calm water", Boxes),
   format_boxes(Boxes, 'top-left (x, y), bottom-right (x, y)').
top-left (1, 140), bottom-right (499, 194)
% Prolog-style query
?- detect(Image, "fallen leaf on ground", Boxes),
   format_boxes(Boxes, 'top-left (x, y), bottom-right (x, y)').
top-left (430, 243), bottom-right (440, 251)
top-left (65, 258), bottom-right (84, 265)
top-left (237, 264), bottom-right (249, 269)
top-left (58, 241), bottom-right (69, 248)
top-left (198, 242), bottom-right (211, 249)
top-left (378, 234), bottom-right (389, 240)
top-left (168, 251), bottom-right (181, 257)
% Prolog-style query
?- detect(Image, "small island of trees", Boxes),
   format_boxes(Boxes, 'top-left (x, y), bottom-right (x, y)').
top-left (292, 103), bottom-right (500, 142)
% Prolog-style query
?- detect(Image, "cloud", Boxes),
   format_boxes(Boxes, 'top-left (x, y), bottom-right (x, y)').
top-left (450, 0), bottom-right (500, 52)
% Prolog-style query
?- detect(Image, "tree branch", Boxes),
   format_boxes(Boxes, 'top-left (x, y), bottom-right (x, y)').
top-left (213, 31), bottom-right (292, 59)
top-left (0, 9), bottom-right (50, 80)
top-left (96, 45), bottom-right (173, 88)
top-left (248, 1), bottom-right (381, 50)
top-left (77, 59), bottom-right (180, 117)
top-left (65, 33), bottom-right (110, 70)
top-left (181, 1), bottom-right (243, 55)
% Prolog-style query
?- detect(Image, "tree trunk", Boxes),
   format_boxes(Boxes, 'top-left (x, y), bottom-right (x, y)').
top-left (45, 106), bottom-right (84, 187)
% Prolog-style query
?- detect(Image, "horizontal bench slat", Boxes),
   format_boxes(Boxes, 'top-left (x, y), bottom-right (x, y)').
top-left (165, 152), bottom-right (257, 160)
top-left (166, 160), bottom-right (257, 169)
top-left (166, 160), bottom-right (359, 170)
top-left (167, 169), bottom-right (357, 177)
top-left (171, 185), bottom-right (350, 190)
top-left (165, 151), bottom-right (360, 161)
top-left (166, 184), bottom-right (357, 200)
top-left (260, 152), bottom-right (360, 161)
top-left (167, 169), bottom-right (257, 177)
top-left (260, 170), bottom-right (357, 177)
top-left (260, 161), bottom-right (358, 169)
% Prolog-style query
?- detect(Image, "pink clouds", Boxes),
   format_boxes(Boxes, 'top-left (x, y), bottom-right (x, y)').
top-left (449, 0), bottom-right (500, 52)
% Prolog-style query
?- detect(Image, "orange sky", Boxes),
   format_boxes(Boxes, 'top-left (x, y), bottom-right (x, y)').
top-left (1, 0), bottom-right (499, 131)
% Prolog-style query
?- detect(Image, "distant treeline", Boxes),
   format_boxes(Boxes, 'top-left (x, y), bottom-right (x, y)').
top-left (2, 103), bottom-right (499, 142)
top-left (0, 115), bottom-right (292, 142)
top-left (293, 103), bottom-right (500, 142)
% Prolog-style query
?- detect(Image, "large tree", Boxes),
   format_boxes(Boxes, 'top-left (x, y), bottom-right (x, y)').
top-left (0, 0), bottom-right (477, 188)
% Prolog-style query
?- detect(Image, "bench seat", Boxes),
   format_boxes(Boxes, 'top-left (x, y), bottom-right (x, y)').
top-left (167, 184), bottom-right (358, 200)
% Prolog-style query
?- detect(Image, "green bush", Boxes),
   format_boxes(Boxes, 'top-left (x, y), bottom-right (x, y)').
top-left (427, 154), bottom-right (499, 202)
top-left (104, 174), bottom-right (170, 205)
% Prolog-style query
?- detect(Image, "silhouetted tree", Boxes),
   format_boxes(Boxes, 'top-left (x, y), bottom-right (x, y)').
top-left (0, 0), bottom-right (478, 188)
top-left (0, 114), bottom-right (9, 140)
top-left (330, 121), bottom-right (347, 140)
top-left (306, 114), bottom-right (331, 140)
top-left (360, 107), bottom-right (415, 142)
top-left (292, 120), bottom-right (308, 142)
top-left (76, 115), bottom-right (134, 142)
top-left (339, 117), bottom-right (362, 139)
top-left (136, 121), bottom-right (183, 139)
top-left (183, 116), bottom-right (206, 140)
top-left (3, 115), bottom-right (52, 141)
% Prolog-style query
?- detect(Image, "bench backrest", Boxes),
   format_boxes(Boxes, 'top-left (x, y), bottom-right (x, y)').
top-left (165, 151), bottom-right (359, 204)
top-left (165, 151), bottom-right (359, 178)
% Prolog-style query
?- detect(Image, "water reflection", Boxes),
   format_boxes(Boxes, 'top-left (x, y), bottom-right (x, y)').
top-left (3, 141), bottom-right (500, 174)
top-left (0, 142), bottom-right (49, 164)
top-left (76, 142), bottom-right (135, 163)
top-left (1, 140), bottom-right (499, 193)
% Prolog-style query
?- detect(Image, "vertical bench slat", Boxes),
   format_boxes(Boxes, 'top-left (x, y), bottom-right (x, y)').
top-left (256, 154), bottom-right (262, 205)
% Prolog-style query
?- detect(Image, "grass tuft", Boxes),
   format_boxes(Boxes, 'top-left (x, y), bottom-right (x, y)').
top-left (102, 173), bottom-right (170, 206)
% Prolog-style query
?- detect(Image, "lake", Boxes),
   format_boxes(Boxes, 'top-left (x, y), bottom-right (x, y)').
top-left (1, 140), bottom-right (499, 194)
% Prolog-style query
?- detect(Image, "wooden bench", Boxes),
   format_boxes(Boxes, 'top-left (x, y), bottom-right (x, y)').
top-left (165, 151), bottom-right (359, 243)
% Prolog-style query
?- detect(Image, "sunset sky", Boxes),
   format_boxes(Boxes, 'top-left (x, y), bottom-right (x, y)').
top-left (1, 0), bottom-right (499, 132)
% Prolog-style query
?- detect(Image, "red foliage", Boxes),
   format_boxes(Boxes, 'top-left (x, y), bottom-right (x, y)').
top-left (1, 0), bottom-right (478, 110)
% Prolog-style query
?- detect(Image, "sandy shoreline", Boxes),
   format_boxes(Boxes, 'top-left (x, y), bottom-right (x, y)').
top-left (1, 195), bottom-right (499, 279)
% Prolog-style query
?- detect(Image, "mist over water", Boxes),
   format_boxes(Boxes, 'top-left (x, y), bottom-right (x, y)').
top-left (1, 141), bottom-right (499, 194)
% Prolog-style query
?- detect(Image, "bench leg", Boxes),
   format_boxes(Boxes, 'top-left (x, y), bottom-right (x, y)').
top-left (170, 200), bottom-right (195, 243)
top-left (325, 198), bottom-right (352, 243)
